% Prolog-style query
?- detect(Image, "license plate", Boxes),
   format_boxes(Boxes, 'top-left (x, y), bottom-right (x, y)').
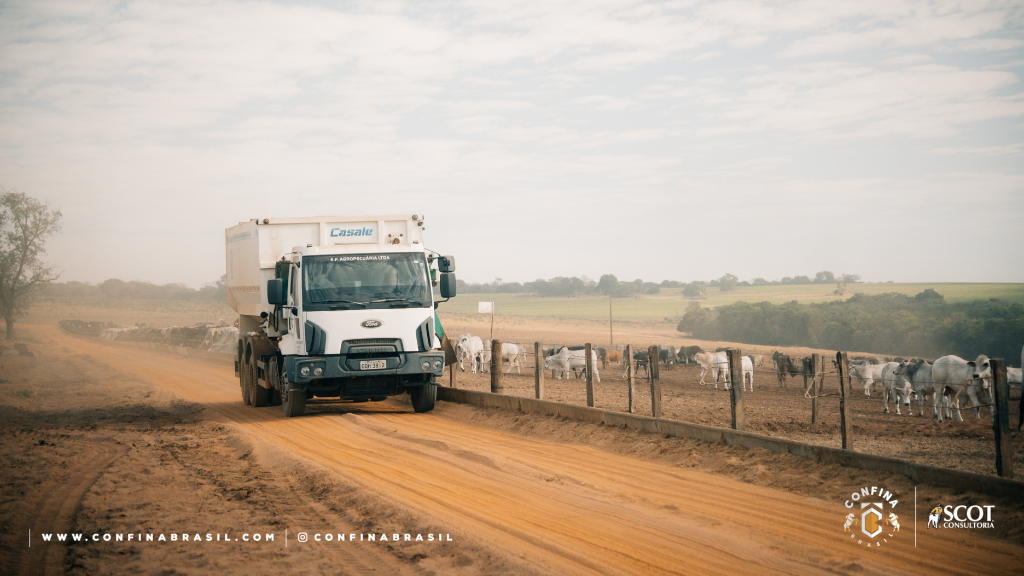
top-left (360, 360), bottom-right (387, 370)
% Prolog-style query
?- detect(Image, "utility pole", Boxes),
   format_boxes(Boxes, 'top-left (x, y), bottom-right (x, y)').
top-left (608, 294), bottom-right (614, 347)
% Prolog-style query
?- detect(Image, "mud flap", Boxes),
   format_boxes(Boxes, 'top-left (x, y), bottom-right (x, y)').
top-left (440, 333), bottom-right (457, 366)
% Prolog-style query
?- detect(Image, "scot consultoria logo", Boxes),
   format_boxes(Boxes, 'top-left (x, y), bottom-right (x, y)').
top-left (841, 486), bottom-right (900, 549)
top-left (926, 503), bottom-right (996, 529)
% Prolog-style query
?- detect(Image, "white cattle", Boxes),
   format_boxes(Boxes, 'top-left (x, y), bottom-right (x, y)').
top-left (502, 342), bottom-right (525, 374)
top-left (879, 362), bottom-right (912, 415)
top-left (865, 362), bottom-right (886, 396)
top-left (479, 340), bottom-right (492, 374)
top-left (897, 359), bottom-right (936, 417)
top-left (849, 362), bottom-right (876, 397)
top-left (1008, 367), bottom-right (1022, 386)
top-left (455, 334), bottom-right (484, 373)
top-left (729, 356), bottom-right (754, 391)
top-left (749, 354), bottom-right (765, 368)
top-left (543, 347), bottom-right (600, 382)
top-left (694, 351), bottom-right (728, 386)
top-left (930, 355), bottom-right (993, 422)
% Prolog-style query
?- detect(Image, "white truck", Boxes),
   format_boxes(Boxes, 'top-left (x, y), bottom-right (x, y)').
top-left (225, 214), bottom-right (456, 417)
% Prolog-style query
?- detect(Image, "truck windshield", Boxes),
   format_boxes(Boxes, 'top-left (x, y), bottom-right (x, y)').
top-left (302, 253), bottom-right (430, 310)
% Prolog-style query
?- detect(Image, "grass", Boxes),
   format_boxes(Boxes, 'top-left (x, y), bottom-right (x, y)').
top-left (443, 283), bottom-right (1024, 322)
top-left (14, 389), bottom-right (33, 398)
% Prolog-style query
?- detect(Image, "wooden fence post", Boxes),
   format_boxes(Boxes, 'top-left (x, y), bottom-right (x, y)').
top-left (837, 351), bottom-right (852, 450)
top-left (491, 339), bottom-right (502, 394)
top-left (585, 343), bottom-right (595, 407)
top-left (648, 345), bottom-right (660, 382)
top-left (727, 349), bottom-right (745, 431)
top-left (535, 342), bottom-right (544, 400)
top-left (810, 353), bottom-right (820, 424)
top-left (991, 358), bottom-right (1013, 479)
top-left (626, 344), bottom-right (635, 414)
top-left (649, 345), bottom-right (662, 418)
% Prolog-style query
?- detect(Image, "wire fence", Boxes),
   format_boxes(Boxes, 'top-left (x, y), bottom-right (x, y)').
top-left (446, 339), bottom-right (1023, 479)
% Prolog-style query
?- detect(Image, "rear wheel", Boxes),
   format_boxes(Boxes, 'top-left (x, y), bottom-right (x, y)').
top-left (267, 357), bottom-right (282, 407)
top-left (282, 380), bottom-right (306, 417)
top-left (251, 355), bottom-right (269, 407)
top-left (241, 354), bottom-right (253, 406)
top-left (410, 383), bottom-right (437, 413)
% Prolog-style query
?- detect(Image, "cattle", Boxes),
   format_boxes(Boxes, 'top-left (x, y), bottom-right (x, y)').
top-left (455, 334), bottom-right (484, 373)
top-left (1008, 367), bottom-right (1022, 386)
top-left (478, 345), bottom-right (492, 373)
top-left (848, 362), bottom-right (876, 397)
top-left (606, 349), bottom-right (621, 364)
top-left (879, 361), bottom-right (912, 415)
top-left (659, 347), bottom-right (676, 366)
top-left (693, 351), bottom-right (728, 387)
top-left (775, 354), bottom-right (810, 389)
top-left (596, 347), bottom-right (608, 369)
top-left (735, 356), bottom-right (754, 391)
top-left (930, 355), bottom-right (993, 422)
top-left (632, 349), bottom-right (650, 376)
top-left (678, 346), bottom-right (702, 365)
top-left (501, 342), bottom-right (525, 374)
top-left (749, 354), bottom-right (765, 368)
top-left (897, 359), bottom-right (937, 417)
top-left (544, 347), bottom-right (600, 382)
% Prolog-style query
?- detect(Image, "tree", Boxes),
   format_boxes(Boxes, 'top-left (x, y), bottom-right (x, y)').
top-left (718, 273), bottom-right (738, 292)
top-left (597, 274), bottom-right (618, 295)
top-left (814, 271), bottom-right (834, 284)
top-left (0, 191), bottom-right (62, 339)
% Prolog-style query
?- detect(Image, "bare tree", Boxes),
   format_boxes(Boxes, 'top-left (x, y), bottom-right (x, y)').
top-left (0, 190), bottom-right (62, 339)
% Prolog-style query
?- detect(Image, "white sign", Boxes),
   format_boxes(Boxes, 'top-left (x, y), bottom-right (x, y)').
top-left (478, 302), bottom-right (493, 314)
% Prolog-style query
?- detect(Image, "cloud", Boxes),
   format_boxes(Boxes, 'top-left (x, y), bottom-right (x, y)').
top-left (1, 0), bottom-right (1022, 285)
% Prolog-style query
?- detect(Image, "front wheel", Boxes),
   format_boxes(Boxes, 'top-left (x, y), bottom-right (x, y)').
top-left (282, 381), bottom-right (306, 417)
top-left (409, 383), bottom-right (437, 413)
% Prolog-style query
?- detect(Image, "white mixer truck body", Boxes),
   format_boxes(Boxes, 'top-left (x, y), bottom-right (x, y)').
top-left (225, 214), bottom-right (456, 416)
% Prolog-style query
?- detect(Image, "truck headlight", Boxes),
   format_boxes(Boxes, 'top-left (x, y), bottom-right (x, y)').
top-left (313, 366), bottom-right (324, 376)
top-left (432, 359), bottom-right (443, 370)
top-left (300, 366), bottom-right (310, 377)
top-left (421, 360), bottom-right (431, 371)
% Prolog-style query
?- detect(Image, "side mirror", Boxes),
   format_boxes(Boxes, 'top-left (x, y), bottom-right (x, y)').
top-left (437, 255), bottom-right (456, 273)
top-left (267, 279), bottom-right (286, 306)
top-left (439, 273), bottom-right (456, 298)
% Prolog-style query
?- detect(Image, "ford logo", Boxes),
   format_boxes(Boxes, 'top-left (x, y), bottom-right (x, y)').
top-left (360, 319), bottom-right (383, 328)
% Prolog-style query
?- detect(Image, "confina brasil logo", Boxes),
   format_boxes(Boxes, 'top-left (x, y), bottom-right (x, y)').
top-left (330, 227), bottom-right (374, 237)
top-left (841, 486), bottom-right (900, 549)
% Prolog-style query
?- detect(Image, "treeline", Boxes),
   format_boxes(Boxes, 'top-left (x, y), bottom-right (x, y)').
top-left (459, 270), bottom-right (859, 298)
top-left (676, 290), bottom-right (1024, 363)
top-left (457, 274), bottom-right (664, 297)
top-left (39, 277), bottom-right (226, 302)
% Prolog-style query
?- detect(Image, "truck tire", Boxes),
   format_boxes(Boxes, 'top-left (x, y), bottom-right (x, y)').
top-left (241, 356), bottom-right (253, 406)
top-left (282, 382), bottom-right (306, 417)
top-left (409, 383), bottom-right (437, 413)
top-left (267, 357), bottom-right (282, 407)
top-left (251, 356), bottom-right (269, 407)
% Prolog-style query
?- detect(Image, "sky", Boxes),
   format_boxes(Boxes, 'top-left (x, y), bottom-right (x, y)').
top-left (1, 0), bottom-right (1022, 288)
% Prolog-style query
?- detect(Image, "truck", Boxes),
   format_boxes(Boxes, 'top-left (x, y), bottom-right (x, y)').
top-left (225, 214), bottom-right (457, 417)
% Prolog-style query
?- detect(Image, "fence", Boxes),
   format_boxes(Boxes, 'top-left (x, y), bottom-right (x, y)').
top-left (445, 341), bottom-right (1022, 481)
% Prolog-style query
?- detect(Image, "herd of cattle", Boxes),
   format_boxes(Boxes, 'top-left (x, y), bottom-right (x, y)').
top-left (453, 334), bottom-right (1023, 423)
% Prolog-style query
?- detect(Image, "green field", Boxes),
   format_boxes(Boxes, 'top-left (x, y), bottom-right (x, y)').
top-left (445, 283), bottom-right (1024, 322)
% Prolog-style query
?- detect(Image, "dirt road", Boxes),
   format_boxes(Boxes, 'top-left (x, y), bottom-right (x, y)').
top-left (5, 325), bottom-right (1022, 575)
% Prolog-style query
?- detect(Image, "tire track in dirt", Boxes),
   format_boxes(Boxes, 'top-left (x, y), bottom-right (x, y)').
top-left (9, 440), bottom-right (126, 576)
top-left (50, 327), bottom-right (1023, 576)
